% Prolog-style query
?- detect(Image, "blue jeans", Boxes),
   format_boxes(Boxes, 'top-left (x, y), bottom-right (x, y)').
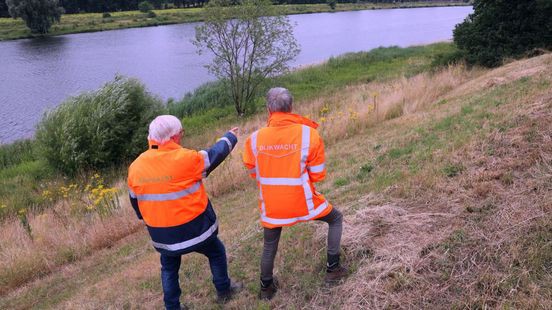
top-left (160, 237), bottom-right (231, 310)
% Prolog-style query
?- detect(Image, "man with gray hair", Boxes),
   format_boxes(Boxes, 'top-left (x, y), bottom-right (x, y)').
top-left (128, 115), bottom-right (241, 309)
top-left (243, 88), bottom-right (347, 300)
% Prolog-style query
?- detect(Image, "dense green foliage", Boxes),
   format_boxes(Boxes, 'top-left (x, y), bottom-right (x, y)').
top-left (138, 1), bottom-right (154, 12)
top-left (6, 0), bottom-right (64, 33)
top-left (453, 0), bottom-right (552, 67)
top-left (0, 1), bottom-right (8, 17)
top-left (0, 140), bottom-right (38, 170)
top-left (168, 43), bottom-right (458, 132)
top-left (0, 0), bottom-right (466, 18)
top-left (0, 2), bottom-right (470, 41)
top-left (35, 76), bottom-right (165, 175)
top-left (168, 80), bottom-right (231, 117)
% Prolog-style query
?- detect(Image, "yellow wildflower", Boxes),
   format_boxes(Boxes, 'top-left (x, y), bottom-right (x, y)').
top-left (319, 117), bottom-right (326, 123)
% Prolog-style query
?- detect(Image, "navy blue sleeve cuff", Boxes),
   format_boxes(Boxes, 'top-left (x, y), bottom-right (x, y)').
top-left (129, 194), bottom-right (143, 220)
top-left (224, 132), bottom-right (238, 148)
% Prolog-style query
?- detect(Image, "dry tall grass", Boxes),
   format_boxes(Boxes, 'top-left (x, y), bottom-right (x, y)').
top-left (2, 54), bottom-right (551, 309)
top-left (304, 58), bottom-right (552, 309)
top-left (203, 64), bottom-right (481, 195)
top-left (0, 62), bottom-right (495, 297)
top-left (0, 189), bottom-right (142, 295)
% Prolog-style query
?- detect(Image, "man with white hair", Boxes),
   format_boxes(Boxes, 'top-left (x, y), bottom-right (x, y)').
top-left (243, 88), bottom-right (347, 300)
top-left (128, 115), bottom-right (241, 309)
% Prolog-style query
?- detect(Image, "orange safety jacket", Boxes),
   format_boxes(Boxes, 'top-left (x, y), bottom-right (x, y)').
top-left (128, 132), bottom-right (237, 255)
top-left (243, 112), bottom-right (332, 228)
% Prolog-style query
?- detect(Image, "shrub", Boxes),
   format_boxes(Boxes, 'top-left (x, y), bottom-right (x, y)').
top-left (0, 139), bottom-right (38, 169)
top-left (138, 1), bottom-right (154, 13)
top-left (168, 80), bottom-right (232, 118)
top-left (35, 76), bottom-right (165, 175)
top-left (453, 0), bottom-right (552, 67)
top-left (102, 12), bottom-right (111, 18)
top-left (147, 10), bottom-right (157, 18)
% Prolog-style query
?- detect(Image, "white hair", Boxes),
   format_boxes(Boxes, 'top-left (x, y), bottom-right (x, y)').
top-left (148, 115), bottom-right (182, 144)
top-left (267, 87), bottom-right (293, 113)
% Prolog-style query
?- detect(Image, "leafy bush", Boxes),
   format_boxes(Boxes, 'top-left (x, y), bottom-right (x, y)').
top-left (138, 1), bottom-right (154, 13)
top-left (35, 76), bottom-right (165, 175)
top-left (147, 10), bottom-right (157, 18)
top-left (102, 12), bottom-right (111, 18)
top-left (0, 139), bottom-right (38, 169)
top-left (453, 0), bottom-right (552, 67)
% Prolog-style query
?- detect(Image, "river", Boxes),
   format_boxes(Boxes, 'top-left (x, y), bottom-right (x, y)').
top-left (0, 6), bottom-right (472, 143)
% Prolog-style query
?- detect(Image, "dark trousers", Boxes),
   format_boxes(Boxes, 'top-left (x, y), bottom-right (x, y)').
top-left (260, 208), bottom-right (343, 282)
top-left (160, 237), bottom-right (231, 310)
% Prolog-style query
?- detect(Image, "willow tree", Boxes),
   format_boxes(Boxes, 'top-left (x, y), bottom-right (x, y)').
top-left (6, 0), bottom-right (64, 34)
top-left (193, 0), bottom-right (300, 116)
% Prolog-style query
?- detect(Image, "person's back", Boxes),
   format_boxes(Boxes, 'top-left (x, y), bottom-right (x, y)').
top-left (128, 115), bottom-right (242, 309)
top-left (243, 88), bottom-right (348, 301)
top-left (248, 112), bottom-right (331, 226)
top-left (129, 144), bottom-right (209, 231)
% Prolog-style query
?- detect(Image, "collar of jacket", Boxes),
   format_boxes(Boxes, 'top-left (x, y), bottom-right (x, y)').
top-left (267, 112), bottom-right (319, 129)
top-left (148, 140), bottom-right (182, 151)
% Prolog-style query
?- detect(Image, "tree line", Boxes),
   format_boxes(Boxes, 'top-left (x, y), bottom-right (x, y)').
top-left (0, 0), bottom-right (467, 17)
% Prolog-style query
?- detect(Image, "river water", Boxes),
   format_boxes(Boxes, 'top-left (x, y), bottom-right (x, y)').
top-left (0, 6), bottom-right (471, 143)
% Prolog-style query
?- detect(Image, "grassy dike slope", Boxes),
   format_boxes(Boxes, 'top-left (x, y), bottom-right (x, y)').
top-left (0, 2), bottom-right (469, 41)
top-left (1, 53), bottom-right (551, 309)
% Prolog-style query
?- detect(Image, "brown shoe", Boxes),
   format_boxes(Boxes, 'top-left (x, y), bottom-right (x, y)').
top-left (259, 278), bottom-right (278, 300)
top-left (324, 265), bottom-right (348, 284)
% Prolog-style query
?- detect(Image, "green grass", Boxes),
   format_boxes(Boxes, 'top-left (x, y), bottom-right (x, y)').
top-left (318, 74), bottom-right (551, 207)
top-left (0, 43), bottom-right (459, 219)
top-left (0, 139), bottom-right (39, 170)
top-left (1, 49), bottom-right (549, 308)
top-left (173, 42), bottom-right (459, 131)
top-left (0, 2), bottom-right (469, 41)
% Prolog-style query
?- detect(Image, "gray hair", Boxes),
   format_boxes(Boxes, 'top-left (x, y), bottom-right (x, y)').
top-left (266, 87), bottom-right (293, 113)
top-left (148, 115), bottom-right (182, 144)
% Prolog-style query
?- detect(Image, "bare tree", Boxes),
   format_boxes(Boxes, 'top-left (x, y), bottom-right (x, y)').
top-left (194, 0), bottom-right (300, 116)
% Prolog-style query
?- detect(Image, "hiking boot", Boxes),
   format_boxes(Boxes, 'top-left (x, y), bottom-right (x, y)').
top-left (217, 280), bottom-right (243, 304)
top-left (324, 265), bottom-right (348, 284)
top-left (259, 278), bottom-right (278, 300)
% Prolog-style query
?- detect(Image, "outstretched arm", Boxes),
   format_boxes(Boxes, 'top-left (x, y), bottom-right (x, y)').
top-left (199, 127), bottom-right (239, 178)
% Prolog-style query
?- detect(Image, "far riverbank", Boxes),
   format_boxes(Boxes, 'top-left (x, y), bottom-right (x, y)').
top-left (0, 2), bottom-right (470, 41)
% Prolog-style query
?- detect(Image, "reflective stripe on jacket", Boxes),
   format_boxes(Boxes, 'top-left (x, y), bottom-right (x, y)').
top-left (128, 132), bottom-right (237, 255)
top-left (243, 112), bottom-right (332, 228)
